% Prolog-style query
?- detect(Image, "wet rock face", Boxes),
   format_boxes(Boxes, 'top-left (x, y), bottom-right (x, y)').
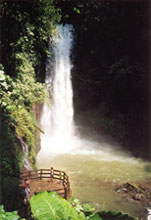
top-left (23, 158), bottom-right (32, 171)
top-left (14, 133), bottom-right (32, 171)
top-left (33, 104), bottom-right (43, 154)
top-left (33, 104), bottom-right (43, 125)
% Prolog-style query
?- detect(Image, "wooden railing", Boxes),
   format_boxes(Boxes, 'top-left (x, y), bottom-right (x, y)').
top-left (20, 169), bottom-right (71, 199)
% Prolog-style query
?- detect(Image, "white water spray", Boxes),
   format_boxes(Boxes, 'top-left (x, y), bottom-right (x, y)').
top-left (38, 24), bottom-right (75, 155)
top-left (37, 25), bottom-right (151, 219)
top-left (37, 24), bottom-right (140, 161)
top-left (52, 25), bottom-right (74, 139)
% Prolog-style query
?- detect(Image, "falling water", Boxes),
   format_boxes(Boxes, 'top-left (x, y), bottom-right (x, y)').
top-left (37, 24), bottom-right (151, 218)
top-left (39, 24), bottom-right (75, 155)
top-left (52, 25), bottom-right (74, 139)
top-left (37, 25), bottom-right (149, 158)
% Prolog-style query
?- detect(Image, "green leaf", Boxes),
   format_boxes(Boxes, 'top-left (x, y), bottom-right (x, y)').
top-left (73, 7), bottom-right (80, 14)
top-left (0, 70), bottom-right (5, 80)
top-left (83, 203), bottom-right (95, 213)
top-left (5, 211), bottom-right (20, 220)
top-left (0, 205), bottom-right (4, 213)
top-left (30, 191), bottom-right (86, 220)
top-left (89, 213), bottom-right (102, 220)
top-left (0, 206), bottom-right (21, 220)
top-left (0, 64), bottom-right (4, 70)
top-left (0, 213), bottom-right (6, 219)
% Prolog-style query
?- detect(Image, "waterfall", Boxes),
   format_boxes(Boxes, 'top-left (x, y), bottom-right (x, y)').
top-left (38, 24), bottom-right (129, 157)
top-left (36, 25), bottom-right (151, 220)
top-left (39, 24), bottom-right (74, 154)
top-left (51, 24), bottom-right (74, 139)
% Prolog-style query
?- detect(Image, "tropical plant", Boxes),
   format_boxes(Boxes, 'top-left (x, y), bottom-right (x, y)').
top-left (30, 191), bottom-right (138, 220)
top-left (30, 191), bottom-right (86, 220)
top-left (69, 197), bottom-right (95, 217)
top-left (0, 205), bottom-right (24, 220)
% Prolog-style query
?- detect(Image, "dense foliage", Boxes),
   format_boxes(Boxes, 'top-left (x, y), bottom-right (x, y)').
top-left (0, 0), bottom-right (61, 79)
top-left (0, 0), bottom-right (61, 211)
top-left (0, 205), bottom-right (24, 220)
top-left (0, 193), bottom-right (138, 220)
top-left (30, 191), bottom-right (137, 220)
top-left (56, 0), bottom-right (150, 159)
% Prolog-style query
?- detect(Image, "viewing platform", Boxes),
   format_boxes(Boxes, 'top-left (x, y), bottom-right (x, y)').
top-left (20, 169), bottom-right (72, 200)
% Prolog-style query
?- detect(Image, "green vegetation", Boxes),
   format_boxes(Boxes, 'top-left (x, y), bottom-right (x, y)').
top-left (0, 57), bottom-right (45, 170)
top-left (30, 191), bottom-right (137, 220)
top-left (0, 0), bottom-right (61, 211)
top-left (30, 191), bottom-right (85, 220)
top-left (0, 193), bottom-right (138, 220)
top-left (0, 0), bottom-right (61, 78)
top-left (0, 205), bottom-right (24, 220)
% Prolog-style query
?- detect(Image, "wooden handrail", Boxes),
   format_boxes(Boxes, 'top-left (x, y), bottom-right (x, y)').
top-left (20, 168), bottom-right (71, 199)
top-left (20, 169), bottom-right (70, 187)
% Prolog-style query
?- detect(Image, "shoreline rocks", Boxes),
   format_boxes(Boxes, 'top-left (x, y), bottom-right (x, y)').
top-left (115, 181), bottom-right (151, 207)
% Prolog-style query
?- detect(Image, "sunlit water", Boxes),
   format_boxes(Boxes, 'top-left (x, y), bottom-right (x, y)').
top-left (37, 25), bottom-right (151, 218)
top-left (38, 144), bottom-right (151, 218)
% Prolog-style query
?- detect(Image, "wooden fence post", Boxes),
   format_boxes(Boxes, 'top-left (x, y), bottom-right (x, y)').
top-left (20, 169), bottom-right (71, 199)
top-left (29, 171), bottom-right (31, 179)
top-left (40, 169), bottom-right (42, 180)
top-left (64, 187), bottom-right (67, 199)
